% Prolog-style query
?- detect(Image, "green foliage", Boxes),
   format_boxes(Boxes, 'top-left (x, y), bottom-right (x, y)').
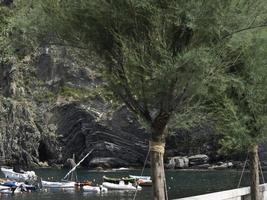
top-left (59, 86), bottom-right (99, 101)
top-left (5, 0), bottom-right (267, 147)
top-left (206, 29), bottom-right (267, 154)
top-left (28, 0), bottom-right (231, 127)
top-left (0, 3), bottom-right (12, 59)
top-left (33, 89), bottom-right (56, 103)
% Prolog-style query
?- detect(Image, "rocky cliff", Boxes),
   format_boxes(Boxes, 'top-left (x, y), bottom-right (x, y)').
top-left (0, 46), bottom-right (225, 169)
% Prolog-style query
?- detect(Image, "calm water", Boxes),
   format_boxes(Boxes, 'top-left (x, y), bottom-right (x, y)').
top-left (0, 168), bottom-right (259, 200)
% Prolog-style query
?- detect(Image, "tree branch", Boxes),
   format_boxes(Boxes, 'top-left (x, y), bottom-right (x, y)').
top-left (222, 24), bottom-right (267, 40)
top-left (111, 62), bottom-right (152, 123)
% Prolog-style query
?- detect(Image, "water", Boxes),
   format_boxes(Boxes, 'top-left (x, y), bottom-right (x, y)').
top-left (0, 168), bottom-right (258, 200)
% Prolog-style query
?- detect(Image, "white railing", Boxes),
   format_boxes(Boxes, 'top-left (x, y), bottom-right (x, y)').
top-left (173, 183), bottom-right (267, 200)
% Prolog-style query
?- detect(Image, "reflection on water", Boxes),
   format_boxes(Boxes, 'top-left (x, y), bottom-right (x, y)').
top-left (0, 168), bottom-right (259, 200)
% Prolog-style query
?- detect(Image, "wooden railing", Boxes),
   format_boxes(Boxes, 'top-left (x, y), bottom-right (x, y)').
top-left (173, 184), bottom-right (267, 200)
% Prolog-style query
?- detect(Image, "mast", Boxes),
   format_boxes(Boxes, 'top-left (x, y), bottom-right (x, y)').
top-left (62, 148), bottom-right (94, 181)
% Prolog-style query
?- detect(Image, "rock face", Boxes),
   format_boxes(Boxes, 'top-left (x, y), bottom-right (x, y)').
top-left (0, 62), bottom-right (41, 168)
top-left (165, 124), bottom-right (221, 162)
top-left (0, 46), bottom-right (228, 168)
top-left (54, 103), bottom-right (149, 168)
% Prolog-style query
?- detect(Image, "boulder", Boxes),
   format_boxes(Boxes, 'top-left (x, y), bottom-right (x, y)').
top-left (166, 156), bottom-right (189, 169)
top-left (188, 154), bottom-right (209, 166)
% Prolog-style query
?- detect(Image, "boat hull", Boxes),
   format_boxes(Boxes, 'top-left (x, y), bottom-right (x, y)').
top-left (83, 185), bottom-right (108, 193)
top-left (1, 168), bottom-right (36, 181)
top-left (41, 180), bottom-right (76, 188)
top-left (129, 175), bottom-right (152, 186)
top-left (102, 182), bottom-right (142, 191)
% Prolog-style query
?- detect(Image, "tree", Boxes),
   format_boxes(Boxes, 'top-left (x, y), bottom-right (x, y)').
top-left (207, 30), bottom-right (267, 200)
top-left (7, 0), bottom-right (267, 199)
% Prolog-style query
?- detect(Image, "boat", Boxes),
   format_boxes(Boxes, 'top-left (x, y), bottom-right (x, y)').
top-left (0, 185), bottom-right (12, 192)
top-left (40, 150), bottom-right (95, 190)
top-left (75, 181), bottom-right (92, 187)
top-left (103, 176), bottom-right (136, 184)
top-left (1, 181), bottom-right (37, 192)
top-left (1, 180), bottom-right (17, 188)
top-left (111, 167), bottom-right (131, 171)
top-left (82, 185), bottom-right (108, 193)
top-left (1, 167), bottom-right (37, 181)
top-left (0, 185), bottom-right (21, 194)
top-left (102, 181), bottom-right (142, 191)
top-left (41, 180), bottom-right (76, 188)
top-left (129, 175), bottom-right (152, 186)
top-left (129, 175), bottom-right (151, 180)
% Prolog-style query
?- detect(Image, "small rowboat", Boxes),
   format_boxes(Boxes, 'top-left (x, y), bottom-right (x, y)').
top-left (1, 167), bottom-right (37, 181)
top-left (129, 175), bottom-right (151, 180)
top-left (0, 185), bottom-right (21, 194)
top-left (102, 181), bottom-right (142, 191)
top-left (82, 185), bottom-right (108, 193)
top-left (129, 175), bottom-right (152, 186)
top-left (41, 180), bottom-right (76, 188)
top-left (0, 185), bottom-right (11, 191)
top-left (103, 176), bottom-right (136, 184)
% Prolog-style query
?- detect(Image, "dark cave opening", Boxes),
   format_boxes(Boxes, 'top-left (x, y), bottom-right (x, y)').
top-left (38, 141), bottom-right (52, 162)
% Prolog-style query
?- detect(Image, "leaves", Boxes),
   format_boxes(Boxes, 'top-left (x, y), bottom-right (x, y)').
top-left (2, 0), bottom-right (267, 148)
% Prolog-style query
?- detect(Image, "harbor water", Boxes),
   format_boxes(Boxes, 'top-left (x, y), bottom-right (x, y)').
top-left (0, 168), bottom-right (257, 200)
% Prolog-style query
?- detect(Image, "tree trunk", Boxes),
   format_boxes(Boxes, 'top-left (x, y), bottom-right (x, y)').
top-left (149, 113), bottom-right (170, 200)
top-left (150, 126), bottom-right (167, 200)
top-left (151, 147), bottom-right (166, 200)
top-left (249, 144), bottom-right (260, 200)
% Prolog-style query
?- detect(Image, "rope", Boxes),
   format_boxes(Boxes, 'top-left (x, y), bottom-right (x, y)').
top-left (133, 140), bottom-right (168, 200)
top-left (164, 175), bottom-right (169, 200)
top-left (259, 157), bottom-right (265, 184)
top-left (237, 154), bottom-right (248, 188)
top-left (149, 141), bottom-right (165, 154)
top-left (132, 146), bottom-right (150, 200)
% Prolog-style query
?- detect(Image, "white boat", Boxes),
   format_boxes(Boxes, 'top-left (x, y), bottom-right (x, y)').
top-left (0, 185), bottom-right (11, 191)
top-left (111, 167), bottom-right (131, 171)
top-left (102, 181), bottom-right (142, 191)
top-left (1, 167), bottom-right (37, 181)
top-left (129, 175), bottom-right (151, 180)
top-left (129, 175), bottom-right (152, 186)
top-left (83, 185), bottom-right (108, 193)
top-left (41, 180), bottom-right (76, 188)
top-left (0, 186), bottom-right (21, 194)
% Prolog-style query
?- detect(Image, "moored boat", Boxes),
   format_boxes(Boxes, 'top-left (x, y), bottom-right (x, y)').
top-left (103, 176), bottom-right (136, 184)
top-left (102, 181), bottom-right (142, 191)
top-left (0, 185), bottom-right (11, 191)
top-left (1, 167), bottom-right (37, 181)
top-left (0, 185), bottom-right (21, 194)
top-left (129, 175), bottom-right (152, 186)
top-left (41, 180), bottom-right (76, 188)
top-left (82, 185), bottom-right (108, 193)
top-left (1, 180), bottom-right (37, 192)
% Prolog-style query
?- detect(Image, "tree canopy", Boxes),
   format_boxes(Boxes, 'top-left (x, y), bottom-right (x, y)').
top-left (10, 0), bottom-right (266, 135)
